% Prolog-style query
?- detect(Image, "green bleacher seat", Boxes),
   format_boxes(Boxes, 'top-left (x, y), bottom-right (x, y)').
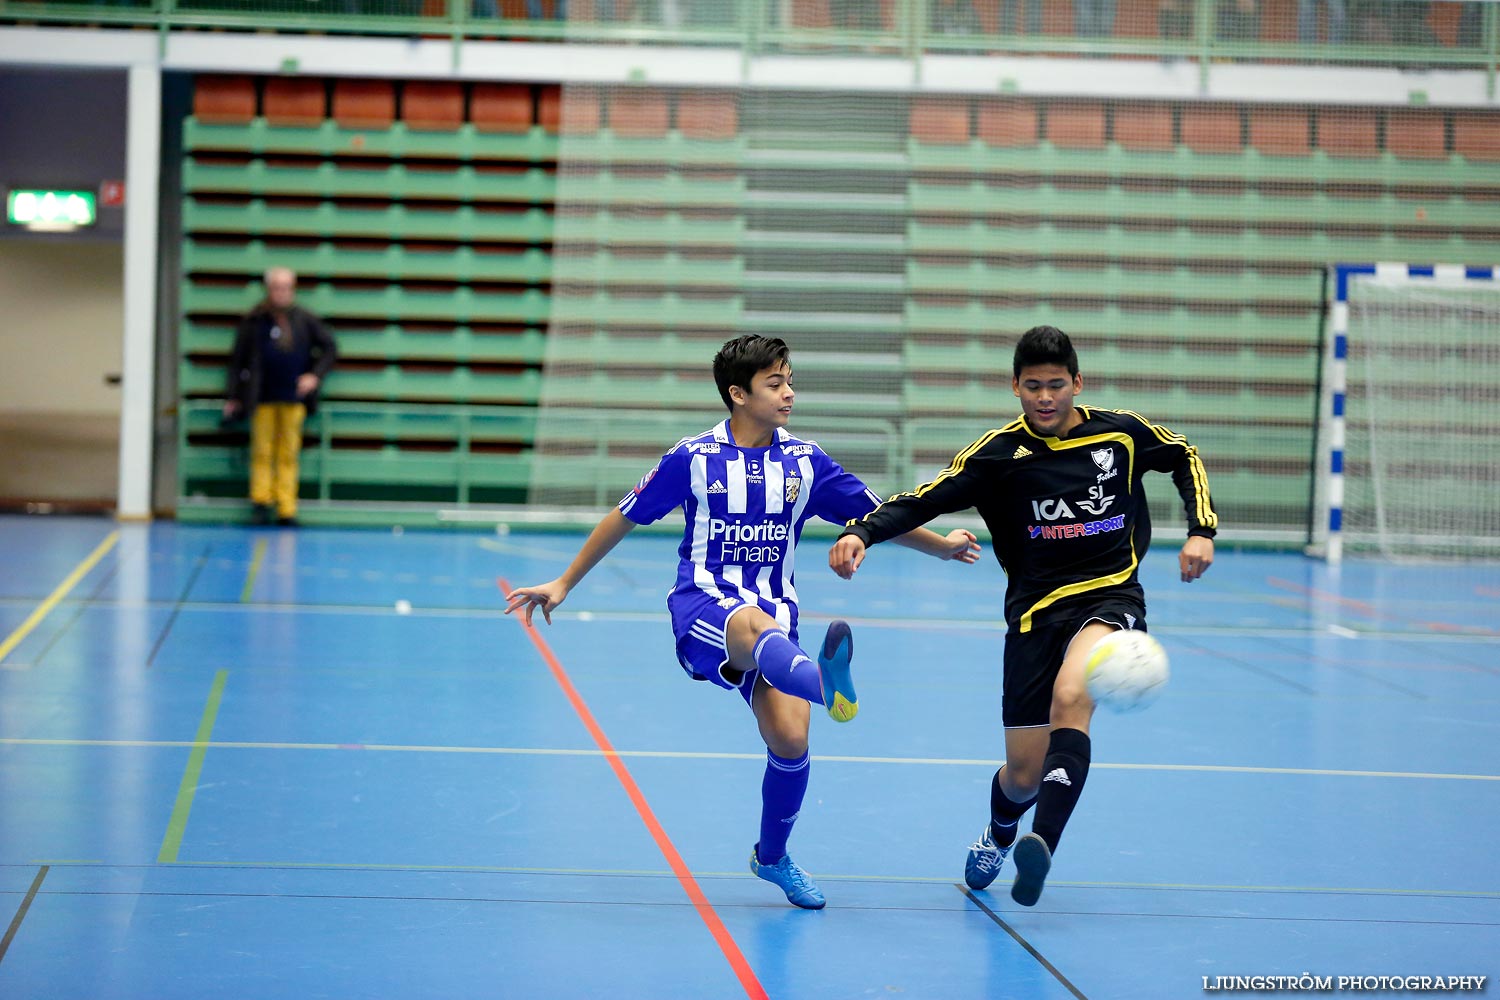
top-left (902, 379), bottom-right (1314, 422)
top-left (907, 139), bottom-right (1500, 192)
top-left (550, 291), bottom-right (742, 327)
top-left (905, 260), bottom-right (1319, 304)
top-left (902, 339), bottom-right (1315, 384)
top-left (551, 250), bottom-right (743, 288)
top-left (184, 159), bottom-right (558, 204)
top-left (906, 220), bottom-right (1500, 272)
top-left (902, 300), bottom-right (1318, 345)
top-left (560, 170), bottom-right (745, 209)
top-left (183, 199), bottom-right (556, 243)
top-left (554, 210), bottom-right (744, 248)
top-left (184, 118), bottom-right (563, 163)
top-left (180, 323), bottom-right (547, 366)
top-left (183, 240), bottom-right (554, 285)
top-left (181, 282), bottom-right (552, 325)
top-left (555, 130), bottom-right (745, 167)
top-left (906, 177), bottom-right (1494, 231)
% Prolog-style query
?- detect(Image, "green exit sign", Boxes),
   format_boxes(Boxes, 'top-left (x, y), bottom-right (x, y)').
top-left (6, 189), bottom-right (97, 230)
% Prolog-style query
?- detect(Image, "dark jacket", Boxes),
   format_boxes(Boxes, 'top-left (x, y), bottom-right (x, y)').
top-left (225, 303), bottom-right (337, 416)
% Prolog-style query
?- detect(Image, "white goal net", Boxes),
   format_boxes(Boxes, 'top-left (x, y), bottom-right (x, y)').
top-left (1326, 264), bottom-right (1500, 561)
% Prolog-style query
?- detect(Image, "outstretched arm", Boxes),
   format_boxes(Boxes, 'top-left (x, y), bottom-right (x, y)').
top-left (892, 526), bottom-right (981, 563)
top-left (830, 527), bottom-right (978, 580)
top-left (504, 508), bottom-right (636, 626)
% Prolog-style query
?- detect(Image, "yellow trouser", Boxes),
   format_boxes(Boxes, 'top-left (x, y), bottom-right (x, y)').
top-left (249, 402), bottom-right (306, 518)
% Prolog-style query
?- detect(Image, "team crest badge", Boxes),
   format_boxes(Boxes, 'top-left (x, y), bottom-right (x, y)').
top-left (1091, 448), bottom-right (1114, 473)
top-left (785, 477), bottom-right (801, 503)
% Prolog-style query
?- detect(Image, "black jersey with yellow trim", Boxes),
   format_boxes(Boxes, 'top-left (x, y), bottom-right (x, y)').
top-left (842, 406), bottom-right (1217, 633)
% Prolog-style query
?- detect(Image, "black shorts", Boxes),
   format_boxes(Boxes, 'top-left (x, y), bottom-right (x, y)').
top-left (1001, 599), bottom-right (1148, 728)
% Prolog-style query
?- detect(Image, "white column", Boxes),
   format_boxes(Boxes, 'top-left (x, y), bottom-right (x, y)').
top-left (117, 62), bottom-right (161, 520)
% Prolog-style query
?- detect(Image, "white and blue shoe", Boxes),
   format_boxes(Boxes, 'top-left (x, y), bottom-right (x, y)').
top-left (964, 824), bottom-right (1011, 891)
top-left (751, 844), bottom-right (826, 909)
top-left (818, 620), bottom-right (857, 722)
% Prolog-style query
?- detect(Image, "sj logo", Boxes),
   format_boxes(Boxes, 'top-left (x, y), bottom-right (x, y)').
top-left (1075, 484), bottom-right (1114, 516)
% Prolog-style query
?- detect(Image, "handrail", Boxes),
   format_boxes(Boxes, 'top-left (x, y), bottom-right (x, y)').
top-left (177, 398), bottom-right (906, 505)
top-left (178, 397), bottom-right (538, 504)
top-left (3, 0), bottom-right (1495, 87)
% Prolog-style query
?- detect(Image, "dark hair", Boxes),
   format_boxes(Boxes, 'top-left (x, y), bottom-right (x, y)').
top-left (1013, 325), bottom-right (1078, 379)
top-left (713, 335), bottom-right (791, 411)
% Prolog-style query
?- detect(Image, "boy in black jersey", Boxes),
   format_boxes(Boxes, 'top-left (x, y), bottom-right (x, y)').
top-left (828, 326), bottom-right (1217, 907)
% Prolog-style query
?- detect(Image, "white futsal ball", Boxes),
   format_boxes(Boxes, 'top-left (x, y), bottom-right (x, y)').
top-left (1085, 630), bottom-right (1169, 712)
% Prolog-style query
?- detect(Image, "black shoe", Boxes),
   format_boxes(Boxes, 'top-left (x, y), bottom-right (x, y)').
top-left (276, 516), bottom-right (299, 527)
top-left (250, 504), bottom-right (273, 526)
top-left (1009, 833), bottom-right (1052, 907)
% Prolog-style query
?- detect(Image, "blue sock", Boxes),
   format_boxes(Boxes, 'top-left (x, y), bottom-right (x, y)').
top-left (752, 629), bottom-right (822, 705)
top-left (758, 749), bottom-right (810, 865)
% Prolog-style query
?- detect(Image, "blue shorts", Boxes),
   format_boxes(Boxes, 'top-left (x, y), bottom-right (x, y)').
top-left (669, 591), bottom-right (800, 707)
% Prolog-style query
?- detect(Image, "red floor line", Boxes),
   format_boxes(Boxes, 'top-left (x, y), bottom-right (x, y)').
top-left (498, 578), bottom-right (770, 1000)
top-left (1266, 577), bottom-right (1499, 636)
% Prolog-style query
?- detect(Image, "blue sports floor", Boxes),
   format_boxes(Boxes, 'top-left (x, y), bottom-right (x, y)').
top-left (1, 513), bottom-right (1497, 999)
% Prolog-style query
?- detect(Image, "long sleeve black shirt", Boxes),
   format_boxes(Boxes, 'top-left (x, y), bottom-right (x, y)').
top-left (840, 407), bottom-right (1218, 634)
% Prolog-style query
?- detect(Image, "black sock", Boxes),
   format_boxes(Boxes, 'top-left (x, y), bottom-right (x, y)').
top-left (988, 765), bottom-right (1036, 848)
top-left (1030, 728), bottom-right (1091, 854)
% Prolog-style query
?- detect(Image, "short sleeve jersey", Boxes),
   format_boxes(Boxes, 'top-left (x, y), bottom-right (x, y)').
top-left (618, 420), bottom-right (882, 628)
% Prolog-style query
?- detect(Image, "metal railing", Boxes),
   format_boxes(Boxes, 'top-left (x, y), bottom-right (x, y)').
top-left (4, 0), bottom-right (1497, 90)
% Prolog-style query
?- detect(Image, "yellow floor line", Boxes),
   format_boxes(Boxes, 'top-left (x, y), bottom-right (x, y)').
top-left (239, 538), bottom-right (266, 603)
top-left (0, 531), bottom-right (118, 666)
top-left (156, 670), bottom-right (229, 864)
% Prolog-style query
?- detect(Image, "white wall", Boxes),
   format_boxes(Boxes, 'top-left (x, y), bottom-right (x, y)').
top-left (0, 240), bottom-right (123, 415)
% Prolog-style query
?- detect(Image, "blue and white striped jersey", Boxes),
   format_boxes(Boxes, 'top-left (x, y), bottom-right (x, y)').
top-left (618, 419), bottom-right (883, 629)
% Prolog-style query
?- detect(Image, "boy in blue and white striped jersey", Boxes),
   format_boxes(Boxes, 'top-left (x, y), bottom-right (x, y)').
top-left (506, 334), bottom-right (979, 908)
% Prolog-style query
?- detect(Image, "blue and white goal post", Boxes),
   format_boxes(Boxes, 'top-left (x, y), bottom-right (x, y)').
top-left (1316, 263), bottom-right (1500, 565)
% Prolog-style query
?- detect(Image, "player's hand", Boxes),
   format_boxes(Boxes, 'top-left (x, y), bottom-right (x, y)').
top-left (505, 579), bottom-right (569, 626)
top-left (1180, 536), bottom-right (1214, 582)
top-left (222, 400), bottom-right (241, 420)
top-left (295, 373), bottom-right (321, 399)
top-left (828, 535), bottom-right (866, 580)
top-left (943, 529), bottom-right (981, 564)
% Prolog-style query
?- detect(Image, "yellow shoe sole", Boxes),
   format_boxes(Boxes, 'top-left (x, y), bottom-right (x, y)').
top-left (827, 693), bottom-right (858, 722)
